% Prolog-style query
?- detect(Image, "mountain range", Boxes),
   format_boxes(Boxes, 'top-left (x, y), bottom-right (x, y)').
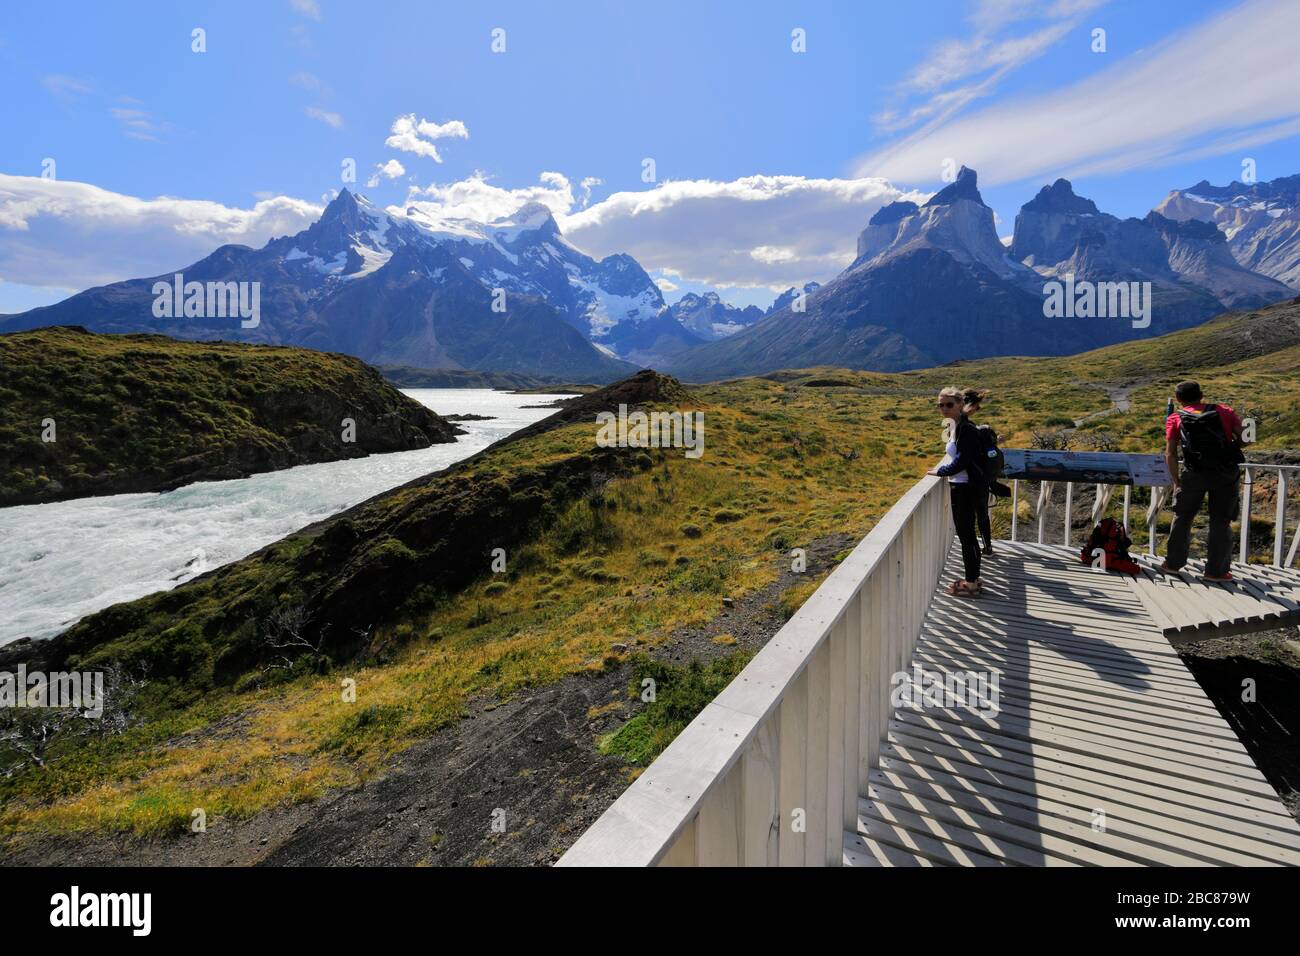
top-left (3, 170), bottom-right (1297, 381)
top-left (1155, 174), bottom-right (1300, 290)
top-left (666, 168), bottom-right (1295, 379)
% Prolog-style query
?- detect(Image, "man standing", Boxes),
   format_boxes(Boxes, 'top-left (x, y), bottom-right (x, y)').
top-left (1161, 381), bottom-right (1245, 581)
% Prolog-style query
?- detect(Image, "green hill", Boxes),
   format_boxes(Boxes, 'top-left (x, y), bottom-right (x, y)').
top-left (0, 326), bottom-right (462, 506)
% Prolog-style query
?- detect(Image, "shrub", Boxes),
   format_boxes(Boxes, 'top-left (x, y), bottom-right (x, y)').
top-left (598, 653), bottom-right (752, 764)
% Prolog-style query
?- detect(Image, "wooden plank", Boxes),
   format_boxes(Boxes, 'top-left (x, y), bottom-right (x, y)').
top-left (842, 829), bottom-right (940, 867)
top-left (695, 765), bottom-right (742, 866)
top-left (895, 707), bottom-right (1275, 792)
top-left (826, 616), bottom-right (847, 866)
top-left (867, 778), bottom-right (1224, 867)
top-left (804, 639), bottom-right (830, 865)
top-left (778, 673), bottom-right (808, 867)
top-left (911, 643), bottom-right (1221, 712)
top-left (849, 816), bottom-right (1007, 867)
top-left (740, 716), bottom-right (780, 867)
top-left (881, 734), bottom-right (1300, 850)
top-left (842, 594), bottom-right (863, 836)
top-left (859, 797), bottom-right (1104, 866)
top-left (872, 764), bottom-right (1297, 866)
top-left (659, 816), bottom-right (697, 867)
top-left (917, 624), bottom-right (1203, 685)
top-left (888, 723), bottom-right (1297, 824)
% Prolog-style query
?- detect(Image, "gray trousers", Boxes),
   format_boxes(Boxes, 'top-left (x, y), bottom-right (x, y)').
top-left (1165, 466), bottom-right (1240, 576)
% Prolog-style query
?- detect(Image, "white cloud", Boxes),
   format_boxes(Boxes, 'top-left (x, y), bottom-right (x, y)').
top-left (289, 71), bottom-right (325, 93)
top-left (366, 159), bottom-right (407, 188)
top-left (305, 106), bottom-right (343, 129)
top-left (108, 103), bottom-right (169, 142)
top-left (859, 0), bottom-right (1300, 188)
top-left (42, 74), bottom-right (94, 99)
top-left (384, 114), bottom-right (469, 162)
top-left (652, 271), bottom-right (679, 294)
top-left (289, 0), bottom-right (321, 20)
top-left (402, 170), bottom-right (918, 289)
top-left (398, 170), bottom-right (575, 224)
top-left (579, 176), bottom-right (603, 207)
top-left (877, 0), bottom-right (1105, 135)
top-left (563, 175), bottom-right (921, 290)
top-left (0, 174), bottom-right (321, 292)
top-left (1, 167), bottom-right (916, 305)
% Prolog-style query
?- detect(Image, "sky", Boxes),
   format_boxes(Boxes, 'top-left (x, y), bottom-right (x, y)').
top-left (2, 0), bottom-right (1299, 313)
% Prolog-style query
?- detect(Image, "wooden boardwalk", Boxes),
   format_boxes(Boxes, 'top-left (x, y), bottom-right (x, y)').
top-left (844, 539), bottom-right (1300, 867)
top-left (1126, 554), bottom-right (1300, 643)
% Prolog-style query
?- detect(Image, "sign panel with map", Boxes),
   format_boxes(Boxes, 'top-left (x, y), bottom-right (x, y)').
top-left (1000, 450), bottom-right (1172, 486)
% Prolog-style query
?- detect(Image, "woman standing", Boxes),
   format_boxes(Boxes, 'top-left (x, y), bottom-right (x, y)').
top-left (962, 388), bottom-right (995, 556)
top-left (927, 387), bottom-right (986, 597)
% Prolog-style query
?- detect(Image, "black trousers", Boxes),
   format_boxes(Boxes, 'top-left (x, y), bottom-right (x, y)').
top-left (950, 483), bottom-right (983, 582)
top-left (1166, 465), bottom-right (1239, 577)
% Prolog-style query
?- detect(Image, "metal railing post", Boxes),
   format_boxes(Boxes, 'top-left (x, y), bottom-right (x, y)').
top-left (1063, 481), bottom-right (1074, 546)
top-left (1010, 479), bottom-right (1019, 542)
top-left (1037, 482), bottom-right (1051, 544)
top-left (1274, 471), bottom-right (1287, 568)
top-left (1239, 466), bottom-right (1253, 564)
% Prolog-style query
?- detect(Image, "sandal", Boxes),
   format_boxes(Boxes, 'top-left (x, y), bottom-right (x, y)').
top-left (947, 580), bottom-right (982, 598)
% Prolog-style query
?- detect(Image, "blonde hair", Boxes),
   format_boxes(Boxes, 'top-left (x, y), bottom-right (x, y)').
top-left (938, 386), bottom-right (985, 415)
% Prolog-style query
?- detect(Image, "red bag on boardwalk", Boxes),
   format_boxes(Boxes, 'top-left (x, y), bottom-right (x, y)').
top-left (1079, 517), bottom-right (1141, 575)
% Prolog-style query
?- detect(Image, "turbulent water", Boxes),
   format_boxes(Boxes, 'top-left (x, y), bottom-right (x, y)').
top-left (0, 389), bottom-right (573, 645)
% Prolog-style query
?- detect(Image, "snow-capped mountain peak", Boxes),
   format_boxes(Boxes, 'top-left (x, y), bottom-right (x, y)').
top-left (1155, 174), bottom-right (1300, 290)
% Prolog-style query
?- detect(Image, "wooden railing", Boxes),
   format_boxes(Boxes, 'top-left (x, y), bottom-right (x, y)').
top-left (557, 474), bottom-right (950, 867)
top-left (1008, 463), bottom-right (1300, 567)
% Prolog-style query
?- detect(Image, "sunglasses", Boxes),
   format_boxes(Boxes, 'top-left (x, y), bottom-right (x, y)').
top-left (937, 401), bottom-right (957, 408)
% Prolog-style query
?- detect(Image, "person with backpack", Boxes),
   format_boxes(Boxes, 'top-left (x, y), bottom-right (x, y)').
top-left (1161, 380), bottom-right (1246, 581)
top-left (927, 387), bottom-right (987, 597)
top-left (962, 389), bottom-right (1010, 556)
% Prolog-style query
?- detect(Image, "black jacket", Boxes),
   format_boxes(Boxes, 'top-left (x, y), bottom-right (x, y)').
top-left (936, 417), bottom-right (986, 485)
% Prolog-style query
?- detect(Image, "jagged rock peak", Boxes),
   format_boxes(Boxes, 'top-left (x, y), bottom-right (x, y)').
top-left (1022, 178), bottom-right (1100, 215)
top-left (924, 166), bottom-right (984, 208)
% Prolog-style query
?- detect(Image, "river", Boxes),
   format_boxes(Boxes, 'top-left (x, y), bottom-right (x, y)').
top-left (0, 389), bottom-right (573, 645)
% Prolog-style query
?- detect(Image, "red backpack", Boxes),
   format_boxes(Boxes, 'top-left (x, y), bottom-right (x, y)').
top-left (1079, 517), bottom-right (1141, 575)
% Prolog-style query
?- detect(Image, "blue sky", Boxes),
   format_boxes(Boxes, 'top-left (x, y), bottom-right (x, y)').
top-left (3, 0), bottom-right (1299, 312)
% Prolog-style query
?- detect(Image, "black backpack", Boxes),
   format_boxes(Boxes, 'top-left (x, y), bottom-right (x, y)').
top-left (975, 424), bottom-right (1004, 481)
top-left (1177, 405), bottom-right (1243, 471)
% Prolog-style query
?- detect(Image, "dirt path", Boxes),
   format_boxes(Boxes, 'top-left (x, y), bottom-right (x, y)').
top-left (2, 533), bottom-right (853, 867)
top-left (1070, 383), bottom-right (1135, 429)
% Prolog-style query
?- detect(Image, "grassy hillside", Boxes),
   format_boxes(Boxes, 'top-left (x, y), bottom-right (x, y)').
top-left (2, 301), bottom-right (1297, 854)
top-left (0, 326), bottom-right (461, 505)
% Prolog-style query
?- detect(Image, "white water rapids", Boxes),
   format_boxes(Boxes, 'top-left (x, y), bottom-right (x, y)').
top-left (0, 389), bottom-right (572, 645)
